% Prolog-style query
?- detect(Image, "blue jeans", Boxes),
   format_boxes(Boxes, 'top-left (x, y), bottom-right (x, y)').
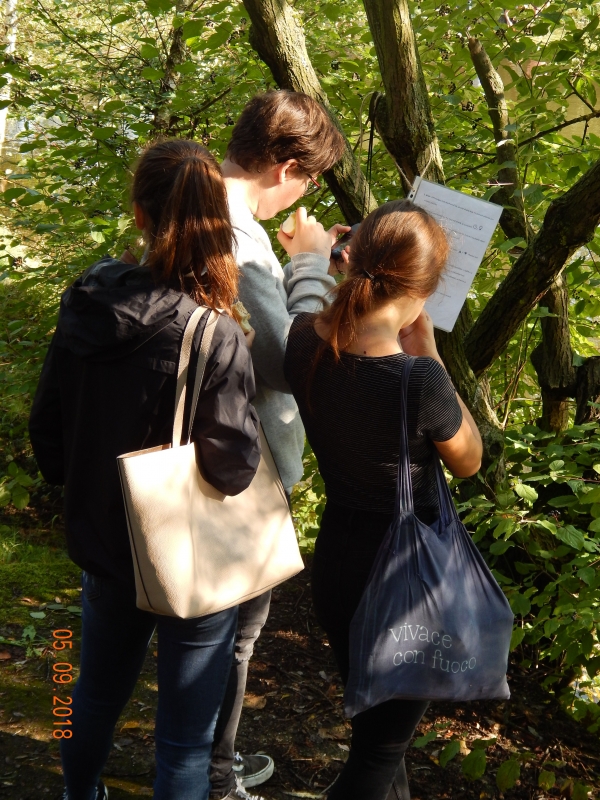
top-left (60, 571), bottom-right (238, 800)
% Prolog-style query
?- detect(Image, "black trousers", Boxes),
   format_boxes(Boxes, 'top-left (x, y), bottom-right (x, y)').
top-left (312, 501), bottom-right (428, 800)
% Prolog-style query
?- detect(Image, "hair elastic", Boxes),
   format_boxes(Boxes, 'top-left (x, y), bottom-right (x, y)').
top-left (362, 269), bottom-right (374, 280)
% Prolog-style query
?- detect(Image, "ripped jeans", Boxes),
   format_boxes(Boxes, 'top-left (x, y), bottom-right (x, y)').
top-left (209, 590), bottom-right (272, 797)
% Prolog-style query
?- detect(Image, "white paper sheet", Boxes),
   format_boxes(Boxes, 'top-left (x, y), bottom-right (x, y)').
top-left (408, 177), bottom-right (503, 332)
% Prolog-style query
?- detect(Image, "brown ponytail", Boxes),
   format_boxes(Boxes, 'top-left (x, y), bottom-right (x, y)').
top-left (316, 199), bottom-right (449, 359)
top-left (131, 139), bottom-right (238, 315)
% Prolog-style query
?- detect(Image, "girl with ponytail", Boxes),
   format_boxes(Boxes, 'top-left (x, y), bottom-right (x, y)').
top-left (30, 140), bottom-right (261, 800)
top-left (284, 199), bottom-right (483, 800)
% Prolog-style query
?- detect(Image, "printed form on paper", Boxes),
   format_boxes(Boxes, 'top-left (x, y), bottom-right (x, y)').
top-left (407, 177), bottom-right (503, 333)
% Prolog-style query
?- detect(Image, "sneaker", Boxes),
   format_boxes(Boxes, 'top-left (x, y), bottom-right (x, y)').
top-left (232, 752), bottom-right (274, 788)
top-left (220, 777), bottom-right (264, 800)
top-left (62, 782), bottom-right (108, 800)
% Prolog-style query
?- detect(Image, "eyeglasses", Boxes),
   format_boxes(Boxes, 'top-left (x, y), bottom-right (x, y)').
top-left (302, 173), bottom-right (321, 197)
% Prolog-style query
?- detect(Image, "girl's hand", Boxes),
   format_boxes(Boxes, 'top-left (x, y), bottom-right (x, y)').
top-left (399, 310), bottom-right (441, 362)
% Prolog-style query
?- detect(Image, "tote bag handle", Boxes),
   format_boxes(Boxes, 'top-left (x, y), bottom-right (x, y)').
top-left (172, 306), bottom-right (220, 448)
top-left (395, 356), bottom-right (458, 530)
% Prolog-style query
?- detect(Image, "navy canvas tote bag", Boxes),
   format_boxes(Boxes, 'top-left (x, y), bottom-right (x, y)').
top-left (344, 358), bottom-right (514, 718)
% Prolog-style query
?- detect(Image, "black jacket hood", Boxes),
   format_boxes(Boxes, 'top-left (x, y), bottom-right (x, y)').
top-left (58, 257), bottom-right (194, 360)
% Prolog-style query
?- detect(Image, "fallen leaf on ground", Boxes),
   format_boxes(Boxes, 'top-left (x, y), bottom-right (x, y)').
top-left (243, 694), bottom-right (267, 710)
top-left (0, 651), bottom-right (11, 660)
top-left (318, 725), bottom-right (349, 740)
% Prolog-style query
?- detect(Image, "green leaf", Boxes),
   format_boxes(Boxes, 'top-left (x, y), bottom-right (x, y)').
top-left (141, 67), bottom-right (164, 82)
top-left (11, 484), bottom-right (30, 510)
top-left (29, 611), bottom-right (46, 619)
top-left (22, 625), bottom-right (36, 641)
top-left (145, 0), bottom-right (175, 12)
top-left (92, 127), bottom-right (116, 141)
top-left (489, 540), bottom-right (513, 555)
top-left (588, 518), bottom-right (600, 533)
top-left (140, 44), bottom-right (161, 59)
top-left (510, 626), bottom-right (525, 650)
top-left (496, 758), bottom-right (521, 791)
top-left (555, 49), bottom-right (573, 62)
top-left (538, 770), bottom-right (555, 790)
top-left (555, 525), bottom-right (585, 550)
top-left (0, 485), bottom-right (11, 507)
top-left (413, 731), bottom-right (437, 748)
top-left (510, 593), bottom-right (531, 616)
top-left (572, 783), bottom-right (591, 800)
top-left (110, 12), bottom-right (131, 24)
top-left (205, 24), bottom-right (232, 49)
top-left (515, 483), bottom-right (538, 503)
top-left (548, 496), bottom-right (577, 508)
top-left (577, 567), bottom-right (596, 585)
top-left (3, 187), bottom-right (27, 202)
top-left (579, 486), bottom-right (600, 504)
top-left (439, 740), bottom-right (461, 767)
top-left (461, 748), bottom-right (487, 780)
top-left (182, 19), bottom-right (203, 39)
top-left (90, 231), bottom-right (106, 244)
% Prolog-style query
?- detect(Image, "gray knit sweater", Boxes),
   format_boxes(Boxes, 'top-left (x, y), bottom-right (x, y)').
top-left (228, 194), bottom-right (336, 491)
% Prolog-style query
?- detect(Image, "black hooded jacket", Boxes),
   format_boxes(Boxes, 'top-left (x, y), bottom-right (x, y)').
top-left (29, 257), bottom-right (261, 586)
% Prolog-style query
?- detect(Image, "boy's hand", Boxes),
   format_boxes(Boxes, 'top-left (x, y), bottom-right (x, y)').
top-left (277, 207), bottom-right (333, 260)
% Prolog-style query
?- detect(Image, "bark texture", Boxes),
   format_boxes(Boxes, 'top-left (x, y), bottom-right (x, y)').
top-left (530, 275), bottom-right (576, 431)
top-left (363, 0), bottom-right (443, 189)
top-left (435, 305), bottom-right (505, 486)
top-left (468, 37), bottom-right (528, 241)
top-left (575, 358), bottom-right (600, 424)
top-left (464, 156), bottom-right (600, 376)
top-left (243, 0), bottom-right (376, 223)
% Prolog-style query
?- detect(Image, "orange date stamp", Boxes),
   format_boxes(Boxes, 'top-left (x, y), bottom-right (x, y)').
top-left (51, 629), bottom-right (73, 739)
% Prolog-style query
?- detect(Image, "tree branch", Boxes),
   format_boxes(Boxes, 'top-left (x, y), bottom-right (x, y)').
top-left (464, 156), bottom-right (600, 375)
top-left (243, 0), bottom-right (376, 223)
top-left (468, 36), bottom-right (529, 242)
top-left (519, 110), bottom-right (600, 148)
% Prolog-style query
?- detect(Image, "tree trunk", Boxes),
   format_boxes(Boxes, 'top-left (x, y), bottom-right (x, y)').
top-left (363, 0), bottom-right (443, 190)
top-left (0, 0), bottom-right (18, 156)
top-left (152, 0), bottom-right (192, 132)
top-left (435, 305), bottom-right (505, 487)
top-left (363, 2), bottom-right (503, 482)
top-left (530, 275), bottom-right (576, 431)
top-left (243, 0), bottom-right (377, 223)
top-left (468, 37), bottom-right (528, 241)
top-left (575, 358), bottom-right (600, 424)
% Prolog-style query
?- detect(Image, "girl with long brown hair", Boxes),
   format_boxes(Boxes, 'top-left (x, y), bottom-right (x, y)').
top-left (29, 140), bottom-right (261, 800)
top-left (284, 199), bottom-right (483, 800)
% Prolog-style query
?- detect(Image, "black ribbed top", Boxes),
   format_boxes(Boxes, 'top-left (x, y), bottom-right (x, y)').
top-left (284, 313), bottom-right (463, 516)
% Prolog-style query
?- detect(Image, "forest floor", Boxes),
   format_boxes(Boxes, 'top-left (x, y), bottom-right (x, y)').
top-left (1, 504), bottom-right (600, 800)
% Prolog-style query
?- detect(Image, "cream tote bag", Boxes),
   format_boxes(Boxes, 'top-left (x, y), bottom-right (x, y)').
top-left (118, 306), bottom-right (304, 618)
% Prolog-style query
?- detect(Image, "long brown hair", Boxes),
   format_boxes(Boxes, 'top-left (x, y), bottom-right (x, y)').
top-left (316, 199), bottom-right (449, 360)
top-left (131, 139), bottom-right (238, 315)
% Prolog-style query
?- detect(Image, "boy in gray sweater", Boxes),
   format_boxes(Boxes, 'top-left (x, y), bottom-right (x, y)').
top-left (209, 91), bottom-right (347, 800)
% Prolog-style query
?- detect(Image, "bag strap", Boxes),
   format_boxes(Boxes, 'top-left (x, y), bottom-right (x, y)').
top-left (394, 352), bottom-right (458, 527)
top-left (172, 306), bottom-right (218, 448)
top-left (186, 309), bottom-right (219, 444)
top-left (395, 356), bottom-right (416, 516)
